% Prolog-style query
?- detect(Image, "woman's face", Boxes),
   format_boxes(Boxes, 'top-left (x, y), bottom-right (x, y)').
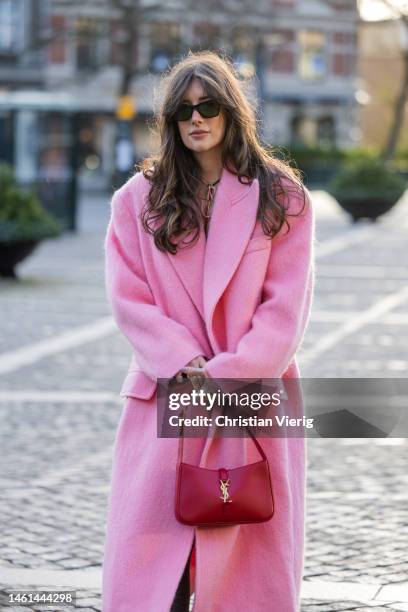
top-left (175, 77), bottom-right (226, 158)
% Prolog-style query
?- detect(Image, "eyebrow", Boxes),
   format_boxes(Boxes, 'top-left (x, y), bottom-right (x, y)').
top-left (181, 95), bottom-right (211, 103)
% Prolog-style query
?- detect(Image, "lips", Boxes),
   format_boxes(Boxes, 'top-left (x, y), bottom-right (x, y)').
top-left (190, 131), bottom-right (209, 135)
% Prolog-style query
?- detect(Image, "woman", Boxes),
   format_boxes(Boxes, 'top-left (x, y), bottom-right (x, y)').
top-left (102, 50), bottom-right (315, 612)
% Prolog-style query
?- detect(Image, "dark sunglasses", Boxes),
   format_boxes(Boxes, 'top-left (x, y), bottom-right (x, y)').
top-left (174, 99), bottom-right (221, 122)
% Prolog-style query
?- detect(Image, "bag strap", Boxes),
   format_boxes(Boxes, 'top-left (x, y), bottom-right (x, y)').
top-left (177, 412), bottom-right (268, 465)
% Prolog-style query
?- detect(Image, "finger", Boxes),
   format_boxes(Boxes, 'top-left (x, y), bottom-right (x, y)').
top-left (190, 367), bottom-right (208, 379)
top-left (182, 367), bottom-right (202, 376)
top-left (191, 357), bottom-right (204, 369)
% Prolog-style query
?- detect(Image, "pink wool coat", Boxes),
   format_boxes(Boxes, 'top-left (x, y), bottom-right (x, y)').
top-left (102, 165), bottom-right (315, 612)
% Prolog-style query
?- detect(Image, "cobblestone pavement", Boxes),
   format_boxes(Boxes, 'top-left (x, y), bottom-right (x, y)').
top-left (0, 187), bottom-right (407, 611)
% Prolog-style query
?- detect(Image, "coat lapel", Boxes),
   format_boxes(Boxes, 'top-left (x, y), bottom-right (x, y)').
top-left (203, 167), bottom-right (259, 350)
top-left (166, 166), bottom-right (259, 343)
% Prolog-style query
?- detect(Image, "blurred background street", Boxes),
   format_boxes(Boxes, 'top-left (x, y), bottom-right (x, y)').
top-left (1, 0), bottom-right (408, 610)
top-left (1, 190), bottom-right (407, 611)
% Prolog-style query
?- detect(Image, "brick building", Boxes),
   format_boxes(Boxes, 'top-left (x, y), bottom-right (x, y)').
top-left (0, 0), bottom-right (359, 190)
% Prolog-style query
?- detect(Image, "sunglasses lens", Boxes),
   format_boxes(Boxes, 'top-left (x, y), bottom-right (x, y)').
top-left (199, 101), bottom-right (220, 118)
top-left (174, 100), bottom-right (221, 121)
top-left (174, 105), bottom-right (192, 121)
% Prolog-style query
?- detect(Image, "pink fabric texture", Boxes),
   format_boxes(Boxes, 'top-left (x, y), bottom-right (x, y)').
top-left (102, 166), bottom-right (315, 611)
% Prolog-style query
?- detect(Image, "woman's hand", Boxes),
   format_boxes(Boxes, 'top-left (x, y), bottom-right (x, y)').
top-left (175, 355), bottom-right (207, 389)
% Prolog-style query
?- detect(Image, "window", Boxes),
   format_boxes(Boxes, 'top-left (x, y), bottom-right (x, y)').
top-left (150, 22), bottom-right (180, 72)
top-left (269, 29), bottom-right (295, 73)
top-left (291, 115), bottom-right (317, 146)
top-left (193, 22), bottom-right (221, 52)
top-left (0, 0), bottom-right (22, 53)
top-left (231, 26), bottom-right (256, 77)
top-left (75, 17), bottom-right (104, 71)
top-left (49, 15), bottom-right (66, 64)
top-left (332, 31), bottom-right (356, 76)
top-left (318, 116), bottom-right (335, 147)
top-left (298, 30), bottom-right (327, 81)
top-left (291, 114), bottom-right (336, 147)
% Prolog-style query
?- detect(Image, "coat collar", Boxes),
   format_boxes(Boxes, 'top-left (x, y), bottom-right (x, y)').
top-left (166, 165), bottom-right (259, 350)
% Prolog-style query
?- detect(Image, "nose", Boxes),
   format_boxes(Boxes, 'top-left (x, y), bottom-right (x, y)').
top-left (191, 108), bottom-right (202, 122)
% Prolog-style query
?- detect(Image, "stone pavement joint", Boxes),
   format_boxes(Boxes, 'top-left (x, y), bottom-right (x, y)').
top-left (0, 317), bottom-right (116, 375)
top-left (301, 284), bottom-right (408, 363)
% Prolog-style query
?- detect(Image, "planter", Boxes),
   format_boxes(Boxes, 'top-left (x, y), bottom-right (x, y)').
top-left (301, 165), bottom-right (339, 189)
top-left (0, 240), bottom-right (39, 278)
top-left (0, 164), bottom-right (63, 279)
top-left (328, 159), bottom-right (407, 223)
top-left (333, 195), bottom-right (399, 222)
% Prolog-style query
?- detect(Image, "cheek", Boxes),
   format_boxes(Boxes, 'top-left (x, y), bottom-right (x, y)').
top-left (178, 124), bottom-right (188, 141)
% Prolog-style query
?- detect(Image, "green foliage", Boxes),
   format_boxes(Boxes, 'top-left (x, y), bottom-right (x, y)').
top-left (342, 146), bottom-right (381, 164)
top-left (281, 144), bottom-right (386, 165)
top-left (0, 163), bottom-right (63, 243)
top-left (273, 144), bottom-right (408, 165)
top-left (286, 144), bottom-right (347, 166)
top-left (328, 158), bottom-right (407, 201)
top-left (396, 148), bottom-right (408, 162)
top-left (393, 148), bottom-right (408, 171)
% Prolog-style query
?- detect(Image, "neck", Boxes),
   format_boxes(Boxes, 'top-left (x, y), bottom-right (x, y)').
top-left (194, 148), bottom-right (223, 184)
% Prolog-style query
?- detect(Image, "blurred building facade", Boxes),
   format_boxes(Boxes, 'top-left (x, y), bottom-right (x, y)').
top-left (0, 0), bottom-right (46, 168)
top-left (0, 0), bottom-right (359, 191)
top-left (357, 17), bottom-right (408, 151)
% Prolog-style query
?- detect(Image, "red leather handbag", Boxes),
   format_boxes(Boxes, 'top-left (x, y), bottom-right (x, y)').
top-left (175, 424), bottom-right (274, 527)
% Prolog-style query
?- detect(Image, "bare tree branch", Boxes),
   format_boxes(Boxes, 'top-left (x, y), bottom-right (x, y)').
top-left (374, 0), bottom-right (408, 160)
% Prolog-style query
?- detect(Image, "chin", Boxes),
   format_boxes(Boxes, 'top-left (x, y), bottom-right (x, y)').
top-left (191, 141), bottom-right (218, 152)
top-left (187, 145), bottom-right (209, 154)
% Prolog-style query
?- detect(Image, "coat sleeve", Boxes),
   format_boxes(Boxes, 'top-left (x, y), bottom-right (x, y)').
top-left (204, 187), bottom-right (315, 380)
top-left (104, 186), bottom-right (205, 381)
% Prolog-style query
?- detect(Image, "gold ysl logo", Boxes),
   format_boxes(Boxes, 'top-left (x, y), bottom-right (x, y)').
top-left (219, 479), bottom-right (232, 504)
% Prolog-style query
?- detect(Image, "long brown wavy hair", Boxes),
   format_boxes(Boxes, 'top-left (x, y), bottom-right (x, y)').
top-left (137, 50), bottom-right (308, 255)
